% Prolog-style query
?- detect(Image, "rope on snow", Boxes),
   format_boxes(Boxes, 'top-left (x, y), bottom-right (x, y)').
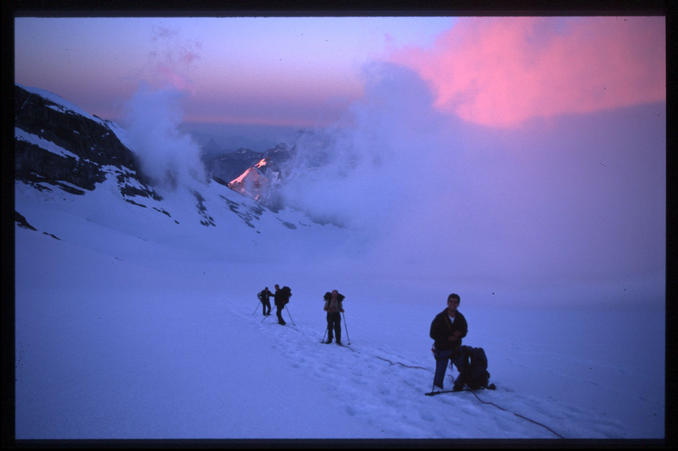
top-left (374, 355), bottom-right (429, 371)
top-left (468, 390), bottom-right (566, 439)
top-left (239, 298), bottom-right (566, 439)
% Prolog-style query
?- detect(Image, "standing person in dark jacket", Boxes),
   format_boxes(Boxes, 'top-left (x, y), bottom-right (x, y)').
top-left (323, 290), bottom-right (345, 344)
top-left (429, 293), bottom-right (468, 391)
top-left (257, 287), bottom-right (273, 316)
top-left (273, 284), bottom-right (291, 325)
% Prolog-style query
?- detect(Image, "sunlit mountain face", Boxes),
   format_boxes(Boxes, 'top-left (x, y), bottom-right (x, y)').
top-left (224, 144), bottom-right (293, 210)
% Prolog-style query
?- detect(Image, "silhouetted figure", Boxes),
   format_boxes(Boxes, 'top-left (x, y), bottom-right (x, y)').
top-left (257, 287), bottom-right (273, 316)
top-left (430, 293), bottom-right (468, 391)
top-left (274, 284), bottom-right (292, 325)
top-left (323, 290), bottom-right (345, 344)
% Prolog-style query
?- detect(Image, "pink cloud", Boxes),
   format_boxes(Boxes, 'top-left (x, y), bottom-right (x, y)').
top-left (154, 63), bottom-right (193, 92)
top-left (393, 17), bottom-right (665, 127)
top-left (145, 27), bottom-right (201, 93)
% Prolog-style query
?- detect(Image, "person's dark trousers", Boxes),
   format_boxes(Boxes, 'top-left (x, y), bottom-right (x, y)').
top-left (432, 348), bottom-right (455, 389)
top-left (326, 312), bottom-right (341, 343)
top-left (276, 304), bottom-right (286, 324)
top-left (262, 300), bottom-right (271, 316)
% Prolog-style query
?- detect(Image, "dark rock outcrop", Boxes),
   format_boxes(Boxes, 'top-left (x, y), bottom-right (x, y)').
top-left (14, 85), bottom-right (162, 205)
top-left (13, 84), bottom-right (311, 234)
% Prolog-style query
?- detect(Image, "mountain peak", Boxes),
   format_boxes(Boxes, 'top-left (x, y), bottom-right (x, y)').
top-left (227, 161), bottom-right (270, 201)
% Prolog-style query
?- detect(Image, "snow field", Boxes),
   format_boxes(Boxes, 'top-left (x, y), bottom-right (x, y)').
top-left (14, 171), bottom-right (664, 439)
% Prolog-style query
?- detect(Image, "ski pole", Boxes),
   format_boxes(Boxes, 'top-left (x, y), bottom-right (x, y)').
top-left (321, 327), bottom-right (328, 343)
top-left (431, 348), bottom-right (439, 392)
top-left (286, 306), bottom-right (296, 326)
top-left (341, 311), bottom-right (351, 345)
top-left (252, 301), bottom-right (260, 316)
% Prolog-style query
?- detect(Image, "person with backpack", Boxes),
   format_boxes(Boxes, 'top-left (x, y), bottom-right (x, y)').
top-left (429, 293), bottom-right (468, 391)
top-left (323, 290), bottom-right (345, 344)
top-left (257, 286), bottom-right (273, 316)
top-left (274, 284), bottom-right (292, 325)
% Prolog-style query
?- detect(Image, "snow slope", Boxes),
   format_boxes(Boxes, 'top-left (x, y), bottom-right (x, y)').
top-left (14, 177), bottom-right (665, 440)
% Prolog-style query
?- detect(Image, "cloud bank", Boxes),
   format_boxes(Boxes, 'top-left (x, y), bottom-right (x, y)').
top-left (121, 27), bottom-right (206, 190)
top-left (113, 18), bottom-right (665, 307)
top-left (278, 60), bottom-right (665, 306)
top-left (393, 17), bottom-right (665, 127)
top-left (122, 84), bottom-right (206, 190)
top-left (279, 63), bottom-right (448, 232)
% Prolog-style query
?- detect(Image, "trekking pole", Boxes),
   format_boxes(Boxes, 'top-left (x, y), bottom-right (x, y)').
top-left (431, 348), bottom-right (439, 393)
top-left (341, 311), bottom-right (351, 345)
top-left (286, 306), bottom-right (296, 326)
top-left (321, 327), bottom-right (328, 343)
top-left (251, 301), bottom-right (260, 316)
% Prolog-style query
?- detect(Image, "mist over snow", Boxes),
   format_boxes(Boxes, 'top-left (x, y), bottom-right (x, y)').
top-left (100, 60), bottom-right (664, 310)
top-left (277, 62), bottom-right (458, 272)
top-left (121, 83), bottom-right (207, 192)
top-left (277, 62), bottom-right (665, 309)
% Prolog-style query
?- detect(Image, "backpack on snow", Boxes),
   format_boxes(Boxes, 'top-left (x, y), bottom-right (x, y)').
top-left (456, 346), bottom-right (491, 390)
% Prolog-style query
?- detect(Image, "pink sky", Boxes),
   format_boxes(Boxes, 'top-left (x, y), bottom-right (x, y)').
top-left (392, 17), bottom-right (665, 128)
top-left (14, 17), bottom-right (452, 127)
top-left (14, 17), bottom-right (665, 129)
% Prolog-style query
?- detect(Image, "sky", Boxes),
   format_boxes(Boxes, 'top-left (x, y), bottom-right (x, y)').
top-left (14, 16), bottom-right (455, 126)
top-left (13, 15), bottom-right (666, 306)
top-left (14, 16), bottom-right (664, 128)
